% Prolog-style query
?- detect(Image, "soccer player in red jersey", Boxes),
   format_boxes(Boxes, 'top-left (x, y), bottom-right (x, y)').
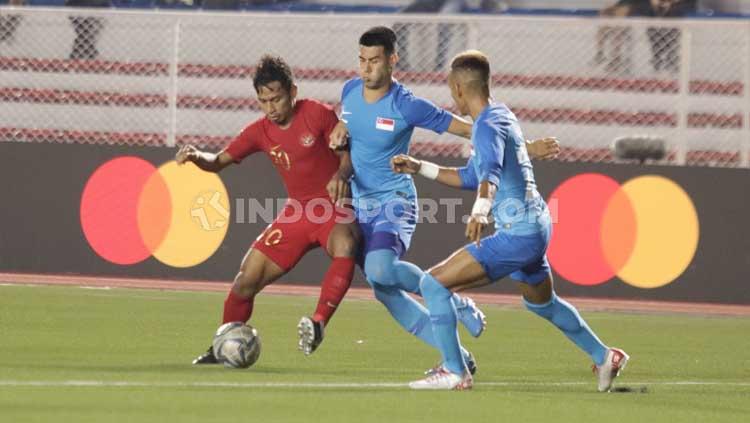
top-left (176, 55), bottom-right (360, 362)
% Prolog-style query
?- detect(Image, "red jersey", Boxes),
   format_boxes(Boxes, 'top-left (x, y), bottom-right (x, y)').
top-left (223, 99), bottom-right (341, 202)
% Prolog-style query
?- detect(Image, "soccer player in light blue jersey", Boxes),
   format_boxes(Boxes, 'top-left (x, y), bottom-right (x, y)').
top-left (329, 26), bottom-right (484, 373)
top-left (393, 50), bottom-right (629, 391)
top-left (328, 27), bottom-right (559, 375)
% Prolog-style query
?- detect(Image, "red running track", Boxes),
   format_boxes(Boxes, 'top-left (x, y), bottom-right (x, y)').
top-left (1, 272), bottom-right (748, 318)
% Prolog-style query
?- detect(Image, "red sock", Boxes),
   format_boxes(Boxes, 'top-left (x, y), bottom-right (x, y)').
top-left (222, 288), bottom-right (254, 324)
top-left (313, 257), bottom-right (355, 324)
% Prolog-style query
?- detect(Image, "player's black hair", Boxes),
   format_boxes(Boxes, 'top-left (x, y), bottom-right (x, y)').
top-left (253, 55), bottom-right (294, 93)
top-left (359, 26), bottom-right (397, 57)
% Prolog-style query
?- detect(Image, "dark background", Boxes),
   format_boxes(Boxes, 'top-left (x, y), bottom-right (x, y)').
top-left (1, 142), bottom-right (748, 304)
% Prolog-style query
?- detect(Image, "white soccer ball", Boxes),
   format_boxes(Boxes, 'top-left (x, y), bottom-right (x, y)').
top-left (212, 322), bottom-right (261, 369)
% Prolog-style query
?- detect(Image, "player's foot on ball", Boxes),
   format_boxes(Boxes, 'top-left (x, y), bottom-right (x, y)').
top-left (593, 347), bottom-right (630, 392)
top-left (425, 351), bottom-right (477, 376)
top-left (192, 346), bottom-right (218, 365)
top-left (297, 316), bottom-right (324, 356)
top-left (409, 368), bottom-right (473, 390)
top-left (455, 296), bottom-right (486, 338)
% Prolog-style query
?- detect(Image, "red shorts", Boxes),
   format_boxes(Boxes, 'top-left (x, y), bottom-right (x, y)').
top-left (251, 199), bottom-right (353, 271)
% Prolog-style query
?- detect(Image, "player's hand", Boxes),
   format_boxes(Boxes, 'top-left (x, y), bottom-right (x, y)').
top-left (465, 215), bottom-right (488, 246)
top-left (391, 154), bottom-right (421, 174)
top-left (175, 145), bottom-right (199, 165)
top-left (329, 120), bottom-right (350, 150)
top-left (327, 171), bottom-right (350, 206)
top-left (526, 137), bottom-right (560, 161)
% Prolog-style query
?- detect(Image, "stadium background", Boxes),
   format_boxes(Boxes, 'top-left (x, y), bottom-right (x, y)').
top-left (1, 3), bottom-right (749, 306)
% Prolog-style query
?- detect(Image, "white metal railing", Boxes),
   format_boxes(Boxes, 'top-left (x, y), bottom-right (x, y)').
top-left (0, 7), bottom-right (748, 166)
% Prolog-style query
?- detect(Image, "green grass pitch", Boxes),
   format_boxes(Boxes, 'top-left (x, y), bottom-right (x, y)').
top-left (1, 284), bottom-right (749, 422)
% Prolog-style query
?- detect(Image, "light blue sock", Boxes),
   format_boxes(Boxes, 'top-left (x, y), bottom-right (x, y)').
top-left (420, 273), bottom-right (465, 375)
top-left (365, 249), bottom-right (469, 310)
top-left (524, 293), bottom-right (608, 365)
top-left (369, 282), bottom-right (472, 362)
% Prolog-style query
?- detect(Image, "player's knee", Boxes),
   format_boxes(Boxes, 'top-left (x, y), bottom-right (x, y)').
top-left (233, 271), bottom-right (262, 298)
top-left (364, 259), bottom-right (396, 286)
top-left (330, 233), bottom-right (358, 258)
top-left (427, 264), bottom-right (449, 284)
top-left (371, 284), bottom-right (398, 304)
top-left (420, 274), bottom-right (450, 300)
top-left (364, 249), bottom-right (400, 286)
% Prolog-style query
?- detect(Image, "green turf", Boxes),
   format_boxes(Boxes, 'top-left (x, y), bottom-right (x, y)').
top-left (1, 284), bottom-right (748, 423)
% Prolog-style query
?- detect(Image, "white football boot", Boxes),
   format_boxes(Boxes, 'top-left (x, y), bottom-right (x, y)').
top-left (297, 316), bottom-right (324, 356)
top-left (409, 367), bottom-right (473, 391)
top-left (593, 347), bottom-right (630, 392)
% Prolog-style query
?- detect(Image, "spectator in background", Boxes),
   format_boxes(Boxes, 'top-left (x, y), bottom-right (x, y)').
top-left (0, 0), bottom-right (24, 44)
top-left (197, 0), bottom-right (300, 10)
top-left (394, 0), bottom-right (506, 72)
top-left (65, 0), bottom-right (111, 60)
top-left (645, 0), bottom-right (697, 73)
top-left (593, 0), bottom-right (636, 74)
top-left (594, 0), bottom-right (696, 75)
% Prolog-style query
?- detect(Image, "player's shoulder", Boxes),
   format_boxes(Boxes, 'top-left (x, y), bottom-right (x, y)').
top-left (391, 81), bottom-right (432, 114)
top-left (342, 78), bottom-right (363, 100)
top-left (243, 115), bottom-right (268, 133)
top-left (391, 80), bottom-right (416, 102)
top-left (233, 116), bottom-right (268, 147)
top-left (481, 104), bottom-right (516, 128)
top-left (473, 104), bottom-right (512, 139)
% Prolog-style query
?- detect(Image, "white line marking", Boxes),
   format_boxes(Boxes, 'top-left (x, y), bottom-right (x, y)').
top-left (0, 380), bottom-right (748, 389)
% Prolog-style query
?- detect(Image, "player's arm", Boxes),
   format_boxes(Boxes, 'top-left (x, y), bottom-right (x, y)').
top-left (175, 145), bottom-right (234, 173)
top-left (525, 137), bottom-right (560, 160)
top-left (398, 92), bottom-right (559, 161)
top-left (466, 122), bottom-right (504, 245)
top-left (328, 149), bottom-right (353, 205)
top-left (329, 120), bottom-right (350, 150)
top-left (445, 114), bottom-right (473, 139)
top-left (466, 180), bottom-right (497, 246)
top-left (444, 113), bottom-right (559, 161)
top-left (319, 101), bottom-right (353, 204)
top-left (391, 154), bottom-right (476, 190)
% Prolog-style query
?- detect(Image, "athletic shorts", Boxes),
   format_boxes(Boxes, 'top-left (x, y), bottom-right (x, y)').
top-left (357, 196), bottom-right (417, 258)
top-left (252, 199), bottom-right (354, 271)
top-left (465, 224), bottom-right (552, 285)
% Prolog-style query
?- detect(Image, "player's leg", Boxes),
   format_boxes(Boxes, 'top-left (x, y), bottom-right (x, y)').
top-left (193, 248), bottom-right (286, 364)
top-left (297, 217), bottom-right (360, 356)
top-left (364, 199), bottom-right (486, 337)
top-left (410, 247), bottom-right (490, 390)
top-left (518, 270), bottom-right (628, 392)
top-left (411, 230), bottom-right (549, 390)
top-left (359, 211), bottom-right (478, 373)
top-left (315, 220), bottom-right (360, 324)
top-left (194, 216), bottom-right (309, 364)
top-left (223, 248), bottom-right (286, 322)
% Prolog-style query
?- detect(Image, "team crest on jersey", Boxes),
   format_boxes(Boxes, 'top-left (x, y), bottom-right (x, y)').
top-left (376, 117), bottom-right (395, 132)
top-left (300, 134), bottom-right (315, 148)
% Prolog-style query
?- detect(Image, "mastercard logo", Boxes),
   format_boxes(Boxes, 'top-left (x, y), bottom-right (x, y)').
top-left (547, 173), bottom-right (699, 288)
top-left (80, 156), bottom-right (230, 267)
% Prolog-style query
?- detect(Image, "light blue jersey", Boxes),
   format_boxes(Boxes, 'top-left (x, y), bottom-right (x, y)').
top-left (341, 78), bottom-right (453, 206)
top-left (458, 103), bottom-right (549, 236)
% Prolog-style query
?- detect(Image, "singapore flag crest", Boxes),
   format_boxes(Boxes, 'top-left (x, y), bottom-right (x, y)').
top-left (376, 117), bottom-right (395, 132)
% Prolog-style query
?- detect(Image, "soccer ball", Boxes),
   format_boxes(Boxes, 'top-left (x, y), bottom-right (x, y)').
top-left (212, 322), bottom-right (261, 369)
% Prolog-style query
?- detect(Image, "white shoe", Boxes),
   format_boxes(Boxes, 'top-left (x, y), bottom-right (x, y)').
top-left (297, 316), bottom-right (324, 356)
top-left (594, 348), bottom-right (630, 392)
top-left (409, 368), bottom-right (473, 391)
top-left (454, 296), bottom-right (487, 338)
